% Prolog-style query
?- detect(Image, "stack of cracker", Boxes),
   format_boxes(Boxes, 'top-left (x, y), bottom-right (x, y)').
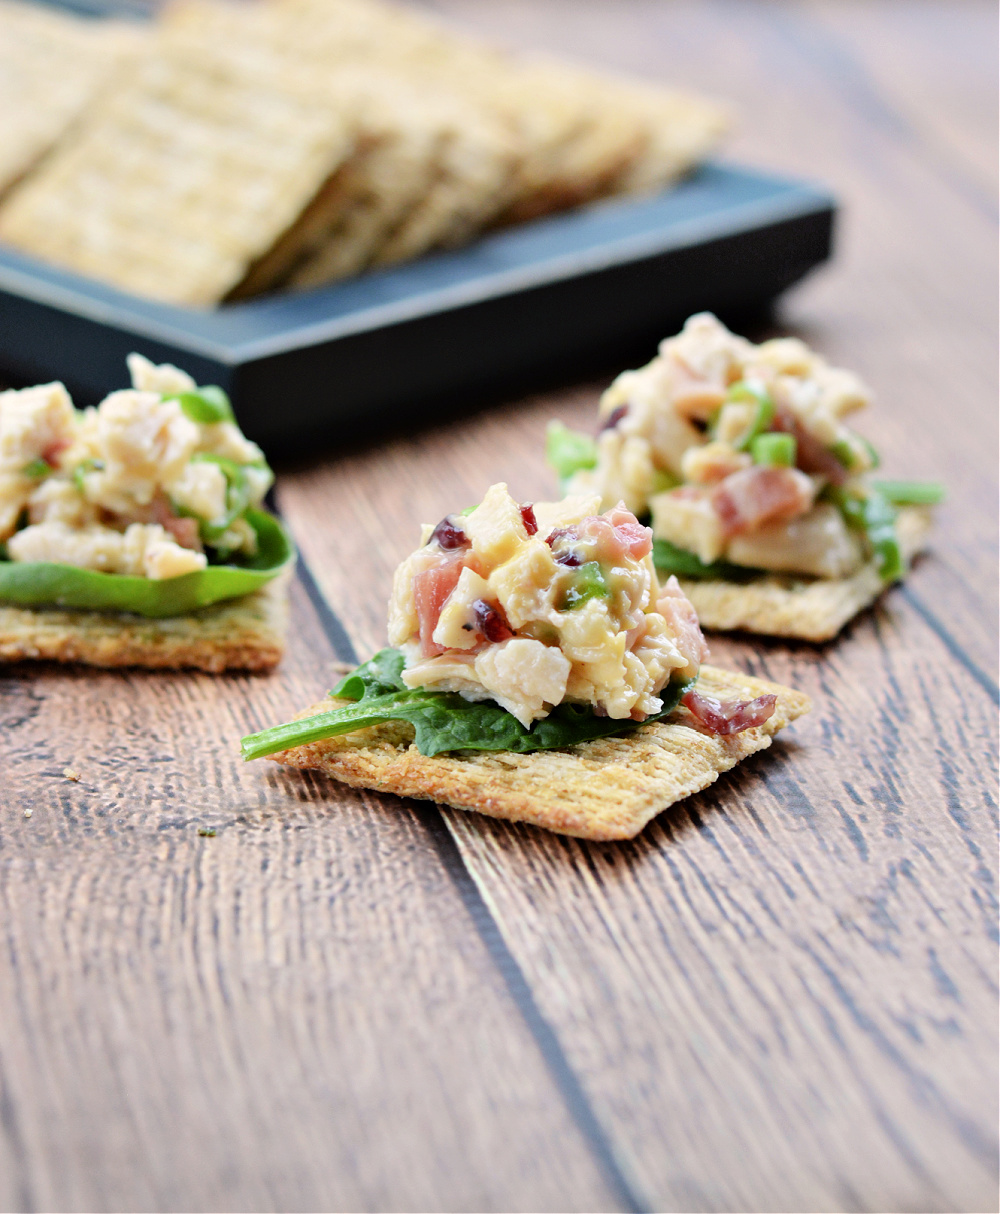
top-left (0, 0), bottom-right (146, 198)
top-left (0, 0), bottom-right (727, 306)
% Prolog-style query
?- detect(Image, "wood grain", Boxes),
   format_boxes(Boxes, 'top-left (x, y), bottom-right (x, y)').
top-left (0, 578), bottom-right (620, 1213)
top-left (276, 3), bottom-right (998, 1209)
top-left (1, 2), bottom-right (996, 1212)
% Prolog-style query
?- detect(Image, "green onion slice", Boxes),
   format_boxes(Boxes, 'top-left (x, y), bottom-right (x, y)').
top-left (713, 381), bottom-right (775, 451)
top-left (826, 486), bottom-right (903, 581)
top-left (21, 458), bottom-right (53, 479)
top-left (871, 479), bottom-right (945, 506)
top-left (750, 432), bottom-right (796, 467)
top-left (561, 561), bottom-right (609, 609)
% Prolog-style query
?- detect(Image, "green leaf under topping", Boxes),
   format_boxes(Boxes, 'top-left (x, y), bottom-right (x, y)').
top-left (333, 647), bottom-right (408, 700)
top-left (546, 421), bottom-right (598, 483)
top-left (653, 539), bottom-right (762, 581)
top-left (186, 452), bottom-right (253, 542)
top-left (241, 647), bottom-right (693, 760)
top-left (0, 508), bottom-right (294, 617)
top-left (167, 386), bottom-right (234, 425)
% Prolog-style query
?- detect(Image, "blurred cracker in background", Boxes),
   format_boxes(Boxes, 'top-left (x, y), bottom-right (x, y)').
top-left (0, 0), bottom-right (728, 306)
top-left (0, 0), bottom-right (147, 199)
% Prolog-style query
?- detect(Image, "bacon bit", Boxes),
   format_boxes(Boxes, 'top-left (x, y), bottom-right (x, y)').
top-left (681, 688), bottom-right (777, 735)
top-left (151, 494), bottom-right (203, 551)
top-left (605, 506), bottom-right (653, 559)
top-left (429, 515), bottom-right (469, 550)
top-left (414, 557), bottom-right (466, 656)
top-left (712, 466), bottom-right (813, 537)
top-left (656, 576), bottom-right (709, 671)
top-left (520, 504), bottom-right (538, 535)
top-left (599, 404), bottom-right (628, 432)
top-left (473, 598), bottom-right (515, 642)
top-left (550, 508), bottom-right (652, 564)
top-left (41, 437), bottom-right (70, 467)
top-left (162, 515), bottom-right (202, 551)
top-left (772, 405), bottom-right (846, 485)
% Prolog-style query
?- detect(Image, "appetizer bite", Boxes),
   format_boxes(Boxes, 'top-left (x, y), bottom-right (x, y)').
top-left (0, 355), bottom-right (294, 670)
top-left (242, 483), bottom-right (809, 840)
top-left (548, 313), bottom-right (942, 640)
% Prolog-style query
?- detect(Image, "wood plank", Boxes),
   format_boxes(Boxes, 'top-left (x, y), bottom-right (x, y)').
top-left (0, 576), bottom-right (621, 1213)
top-left (276, 4), bottom-right (998, 1209)
top-left (445, 610), bottom-right (999, 1212)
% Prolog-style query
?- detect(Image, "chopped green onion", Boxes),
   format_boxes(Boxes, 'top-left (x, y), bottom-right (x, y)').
top-left (21, 458), bottom-right (52, 479)
top-left (871, 479), bottom-right (945, 506)
top-left (714, 381), bottom-right (775, 450)
top-left (561, 561), bottom-right (609, 609)
top-left (650, 469), bottom-right (680, 493)
top-left (188, 453), bottom-right (251, 542)
top-left (826, 485), bottom-right (903, 581)
top-left (860, 436), bottom-right (881, 469)
top-left (750, 432), bottom-right (796, 467)
top-left (71, 458), bottom-right (104, 492)
top-left (832, 434), bottom-right (881, 471)
top-left (167, 386), bottom-right (234, 425)
top-left (546, 421), bottom-right (598, 482)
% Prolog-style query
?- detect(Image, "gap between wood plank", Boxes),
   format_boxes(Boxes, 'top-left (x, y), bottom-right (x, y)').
top-left (292, 559), bottom-right (649, 1214)
top-left (898, 584), bottom-right (999, 705)
top-left (755, 2), bottom-right (999, 224)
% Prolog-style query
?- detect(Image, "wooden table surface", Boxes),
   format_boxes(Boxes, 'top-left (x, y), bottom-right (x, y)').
top-left (2, 2), bottom-right (997, 1211)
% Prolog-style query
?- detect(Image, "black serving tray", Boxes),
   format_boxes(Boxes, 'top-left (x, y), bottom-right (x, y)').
top-left (0, 162), bottom-right (834, 451)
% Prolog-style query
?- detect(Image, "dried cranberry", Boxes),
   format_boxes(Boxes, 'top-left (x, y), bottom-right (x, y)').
top-left (545, 527), bottom-right (583, 566)
top-left (599, 404), bottom-right (628, 433)
top-left (429, 514), bottom-right (469, 550)
top-left (520, 504), bottom-right (538, 535)
top-left (472, 599), bottom-right (515, 643)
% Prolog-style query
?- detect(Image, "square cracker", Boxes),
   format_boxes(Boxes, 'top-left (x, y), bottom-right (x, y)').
top-left (0, 573), bottom-right (289, 672)
top-left (0, 0), bottom-right (146, 198)
top-left (267, 664), bottom-right (810, 841)
top-left (678, 506), bottom-right (932, 642)
top-left (0, 0), bottom-right (362, 306)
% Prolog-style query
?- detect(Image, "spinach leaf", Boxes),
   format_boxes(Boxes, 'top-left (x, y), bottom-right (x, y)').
top-left (333, 647), bottom-right (407, 699)
top-left (166, 386), bottom-right (235, 425)
top-left (241, 648), bottom-right (692, 760)
top-left (653, 539), bottom-right (762, 581)
top-left (546, 421), bottom-right (597, 484)
top-left (0, 508), bottom-right (294, 617)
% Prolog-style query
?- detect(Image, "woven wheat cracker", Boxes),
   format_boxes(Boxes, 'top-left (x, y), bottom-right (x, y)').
top-left (267, 664), bottom-right (810, 840)
top-left (0, 0), bottom-right (362, 305)
top-left (679, 507), bottom-right (932, 641)
top-left (0, 573), bottom-right (289, 672)
top-left (0, 0), bottom-right (146, 198)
